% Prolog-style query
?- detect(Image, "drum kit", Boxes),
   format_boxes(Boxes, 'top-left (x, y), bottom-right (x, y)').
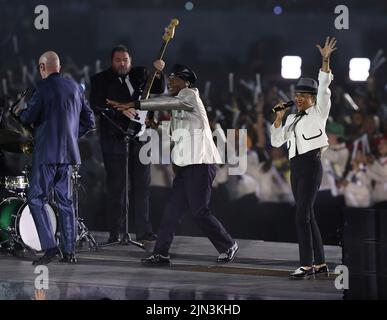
top-left (0, 128), bottom-right (98, 255)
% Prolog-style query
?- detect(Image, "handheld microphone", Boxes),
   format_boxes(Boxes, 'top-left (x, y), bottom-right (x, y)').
top-left (272, 100), bottom-right (294, 113)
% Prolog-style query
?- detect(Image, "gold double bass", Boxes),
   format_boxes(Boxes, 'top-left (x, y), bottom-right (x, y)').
top-left (142, 18), bottom-right (179, 128)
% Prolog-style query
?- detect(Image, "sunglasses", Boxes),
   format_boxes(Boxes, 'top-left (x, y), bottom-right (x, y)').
top-left (36, 63), bottom-right (44, 71)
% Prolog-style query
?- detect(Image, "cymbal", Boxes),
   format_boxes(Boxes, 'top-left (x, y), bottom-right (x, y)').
top-left (0, 129), bottom-right (31, 144)
top-left (0, 129), bottom-right (33, 154)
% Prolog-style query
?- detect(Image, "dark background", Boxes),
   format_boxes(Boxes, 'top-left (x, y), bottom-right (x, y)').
top-left (1, 0), bottom-right (386, 244)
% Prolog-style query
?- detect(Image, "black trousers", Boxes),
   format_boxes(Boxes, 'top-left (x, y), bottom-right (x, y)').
top-left (290, 149), bottom-right (325, 266)
top-left (153, 164), bottom-right (234, 256)
top-left (102, 139), bottom-right (152, 238)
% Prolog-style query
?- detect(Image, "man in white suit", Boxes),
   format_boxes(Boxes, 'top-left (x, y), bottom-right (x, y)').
top-left (108, 64), bottom-right (238, 266)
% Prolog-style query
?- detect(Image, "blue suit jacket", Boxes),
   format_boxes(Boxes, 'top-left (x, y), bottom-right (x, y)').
top-left (19, 73), bottom-right (95, 165)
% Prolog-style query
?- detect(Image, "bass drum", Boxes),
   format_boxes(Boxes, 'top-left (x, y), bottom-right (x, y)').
top-left (0, 197), bottom-right (58, 251)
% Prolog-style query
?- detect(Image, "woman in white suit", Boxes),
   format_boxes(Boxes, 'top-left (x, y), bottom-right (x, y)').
top-left (271, 37), bottom-right (337, 279)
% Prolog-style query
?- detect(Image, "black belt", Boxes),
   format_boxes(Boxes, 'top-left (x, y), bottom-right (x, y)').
top-left (291, 148), bottom-right (321, 162)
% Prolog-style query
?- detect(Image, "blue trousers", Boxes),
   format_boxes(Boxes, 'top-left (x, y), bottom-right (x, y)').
top-left (27, 164), bottom-right (75, 253)
top-left (154, 164), bottom-right (234, 256)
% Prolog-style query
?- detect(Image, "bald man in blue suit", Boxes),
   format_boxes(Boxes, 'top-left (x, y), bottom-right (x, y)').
top-left (15, 51), bottom-right (95, 264)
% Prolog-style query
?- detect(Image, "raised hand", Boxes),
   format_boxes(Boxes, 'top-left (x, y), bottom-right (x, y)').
top-left (153, 59), bottom-right (165, 72)
top-left (316, 36), bottom-right (338, 60)
top-left (34, 289), bottom-right (46, 300)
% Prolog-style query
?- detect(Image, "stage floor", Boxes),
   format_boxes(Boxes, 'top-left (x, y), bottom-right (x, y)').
top-left (0, 234), bottom-right (343, 300)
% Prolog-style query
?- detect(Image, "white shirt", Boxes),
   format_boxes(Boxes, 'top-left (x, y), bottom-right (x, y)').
top-left (270, 70), bottom-right (334, 159)
top-left (320, 143), bottom-right (349, 195)
top-left (366, 156), bottom-right (387, 203)
top-left (169, 88), bottom-right (222, 166)
top-left (344, 168), bottom-right (372, 207)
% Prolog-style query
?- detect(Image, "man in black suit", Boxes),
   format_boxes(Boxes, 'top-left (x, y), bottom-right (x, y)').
top-left (90, 45), bottom-right (165, 243)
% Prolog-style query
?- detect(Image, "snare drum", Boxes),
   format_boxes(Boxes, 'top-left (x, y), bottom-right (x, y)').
top-left (4, 176), bottom-right (29, 192)
top-left (0, 197), bottom-right (58, 251)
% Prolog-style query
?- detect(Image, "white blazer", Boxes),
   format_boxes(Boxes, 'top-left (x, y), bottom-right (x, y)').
top-left (170, 88), bottom-right (222, 166)
top-left (270, 70), bottom-right (334, 159)
top-left (138, 87), bottom-right (222, 167)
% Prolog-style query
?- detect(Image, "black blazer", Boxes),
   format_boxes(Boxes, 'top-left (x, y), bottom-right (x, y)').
top-left (90, 66), bottom-right (165, 154)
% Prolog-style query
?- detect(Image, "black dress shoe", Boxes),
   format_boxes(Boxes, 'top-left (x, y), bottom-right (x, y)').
top-left (60, 253), bottom-right (77, 264)
top-left (217, 241), bottom-right (239, 263)
top-left (141, 254), bottom-right (171, 266)
top-left (32, 247), bottom-right (60, 265)
top-left (314, 265), bottom-right (329, 277)
top-left (290, 267), bottom-right (315, 279)
top-left (137, 232), bottom-right (157, 242)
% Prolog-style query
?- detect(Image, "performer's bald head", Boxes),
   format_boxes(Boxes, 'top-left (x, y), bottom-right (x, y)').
top-left (38, 51), bottom-right (61, 78)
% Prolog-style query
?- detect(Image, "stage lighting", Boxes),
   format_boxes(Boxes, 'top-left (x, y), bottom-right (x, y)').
top-left (273, 6), bottom-right (283, 15)
top-left (349, 58), bottom-right (370, 81)
top-left (281, 56), bottom-right (302, 79)
top-left (185, 1), bottom-right (194, 11)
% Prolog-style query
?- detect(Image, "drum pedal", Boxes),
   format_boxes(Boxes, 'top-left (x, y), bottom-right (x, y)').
top-left (76, 217), bottom-right (98, 251)
top-left (72, 166), bottom-right (98, 251)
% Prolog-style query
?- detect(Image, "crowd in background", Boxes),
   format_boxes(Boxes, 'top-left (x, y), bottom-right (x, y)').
top-left (1, 54), bottom-right (387, 214)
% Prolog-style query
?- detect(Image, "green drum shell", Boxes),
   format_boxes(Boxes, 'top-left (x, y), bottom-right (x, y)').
top-left (0, 197), bottom-right (25, 243)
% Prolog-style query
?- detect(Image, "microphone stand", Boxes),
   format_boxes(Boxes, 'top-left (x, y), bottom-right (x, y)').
top-left (98, 108), bottom-right (144, 250)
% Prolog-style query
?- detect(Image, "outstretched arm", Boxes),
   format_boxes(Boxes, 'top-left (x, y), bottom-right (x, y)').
top-left (315, 36), bottom-right (337, 118)
top-left (106, 94), bottom-right (194, 119)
